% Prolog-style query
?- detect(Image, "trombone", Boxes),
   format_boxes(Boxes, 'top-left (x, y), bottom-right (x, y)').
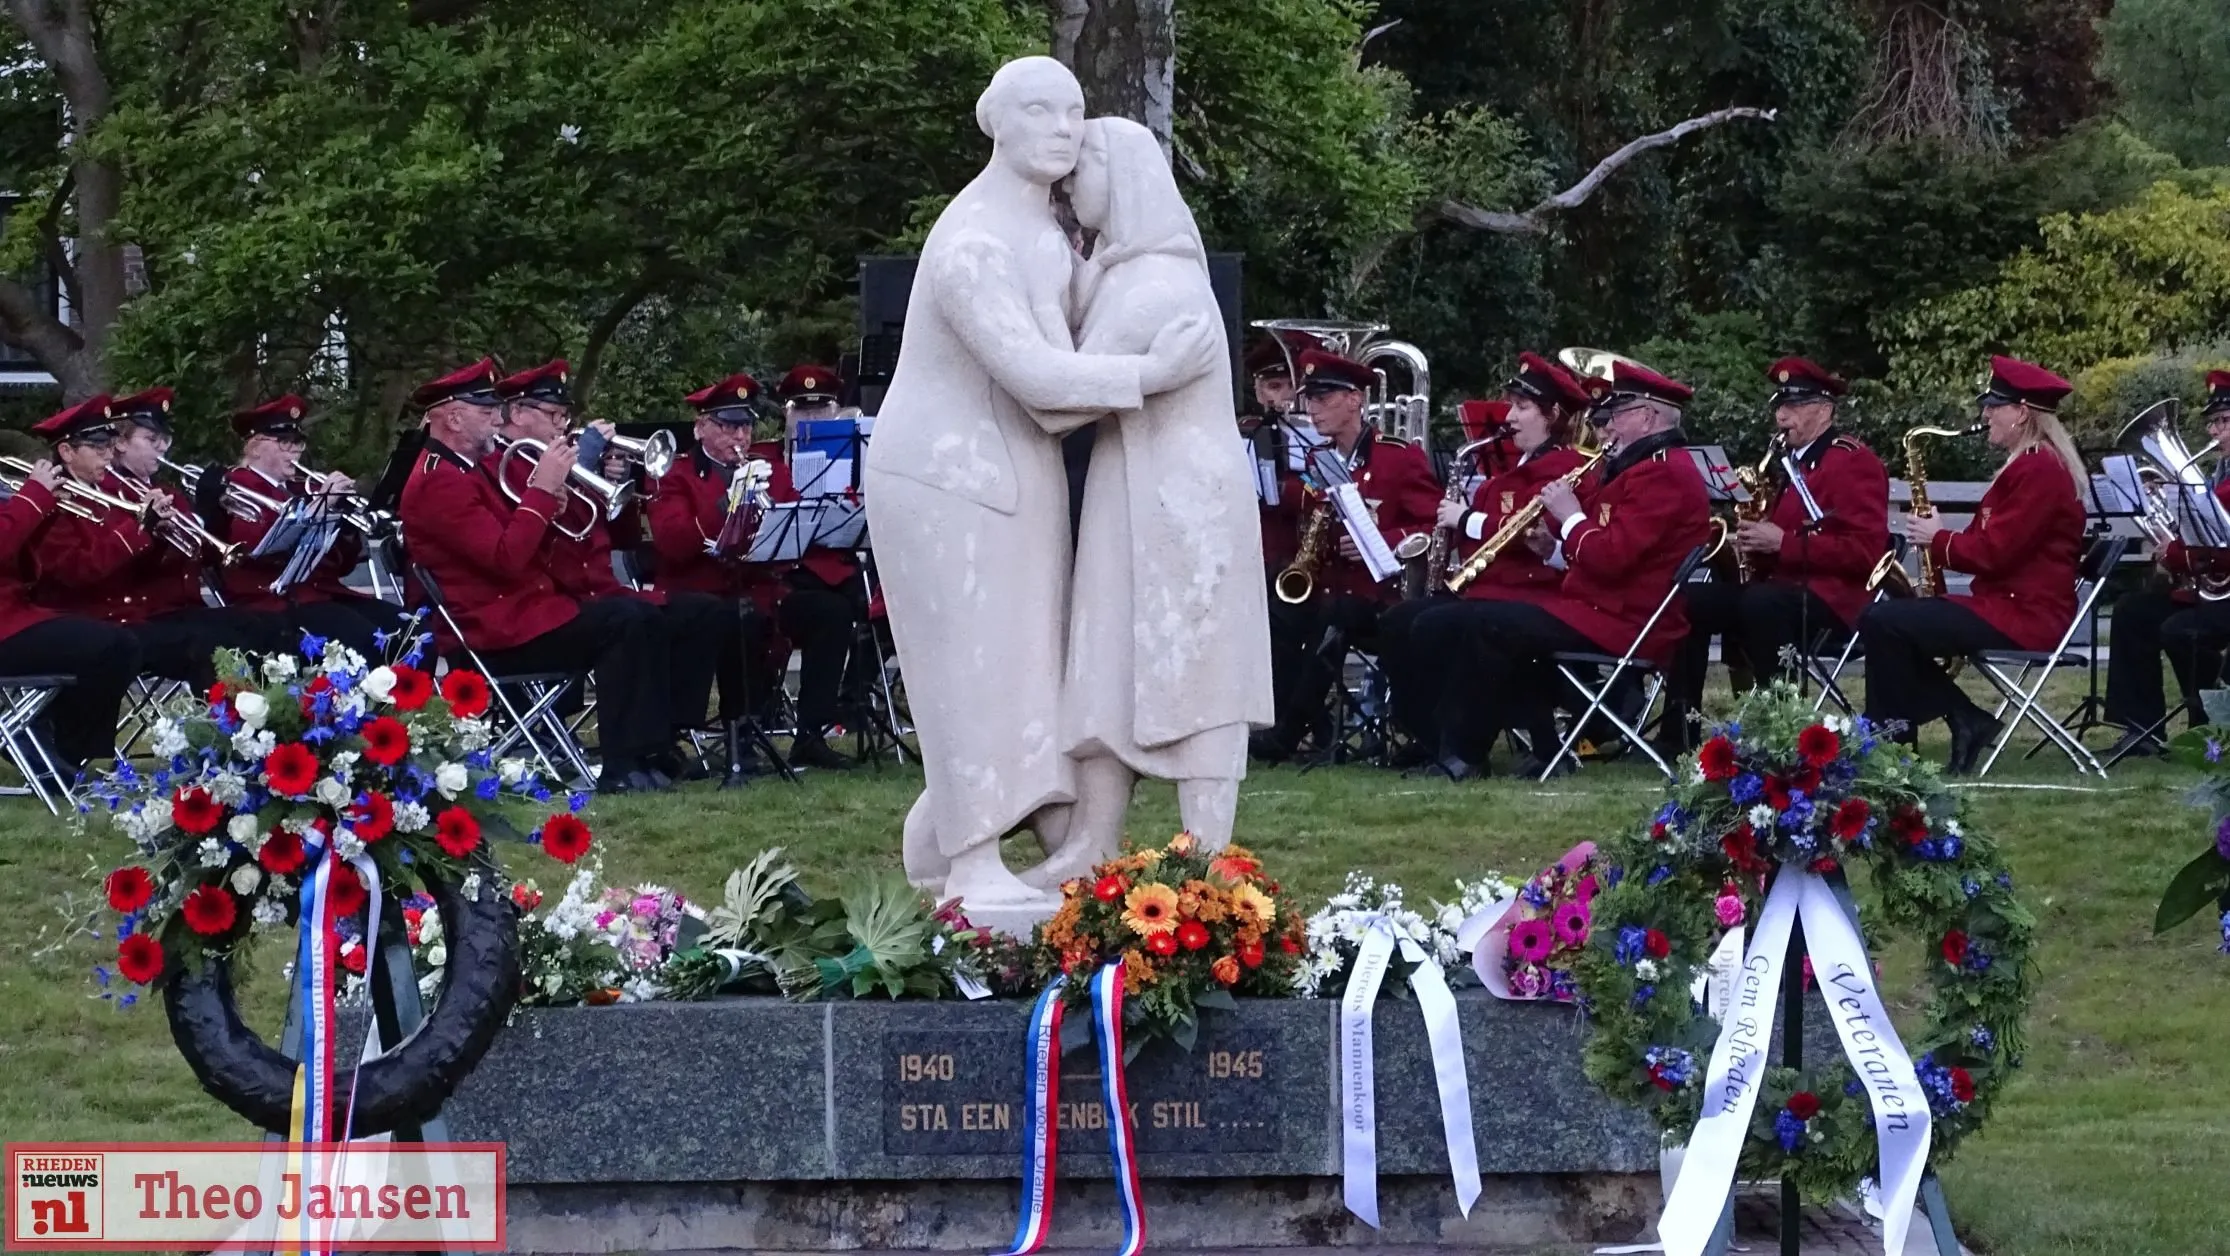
top-left (491, 435), bottom-right (634, 541)
top-left (0, 457), bottom-right (160, 524)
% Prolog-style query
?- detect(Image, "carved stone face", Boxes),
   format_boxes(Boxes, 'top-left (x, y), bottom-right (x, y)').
top-left (989, 63), bottom-right (1085, 185)
top-left (1068, 126), bottom-right (1111, 231)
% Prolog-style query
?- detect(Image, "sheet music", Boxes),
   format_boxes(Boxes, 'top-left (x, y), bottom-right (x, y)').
top-left (792, 419), bottom-right (863, 499)
top-left (812, 497), bottom-right (867, 550)
top-left (1248, 437), bottom-right (1281, 506)
top-left (745, 502), bottom-right (821, 564)
top-left (1282, 417), bottom-right (1322, 472)
top-left (1329, 483), bottom-right (1402, 583)
top-left (1686, 445), bottom-right (1744, 503)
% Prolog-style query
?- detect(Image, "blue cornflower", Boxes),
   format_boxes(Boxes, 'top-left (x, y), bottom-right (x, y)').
top-left (1970, 1026), bottom-right (1996, 1052)
top-left (1729, 773), bottom-right (1765, 805)
top-left (1961, 877), bottom-right (1981, 900)
top-left (474, 777), bottom-right (501, 802)
top-left (1940, 834), bottom-right (1964, 861)
top-left (1844, 1078), bottom-right (1865, 1098)
top-left (567, 791), bottom-right (589, 813)
top-left (298, 630), bottom-right (329, 659)
top-left (1995, 871), bottom-right (2013, 889)
top-left (1965, 947), bottom-right (1993, 973)
top-left (1607, 865), bottom-right (1625, 888)
top-left (1615, 926), bottom-right (1647, 965)
top-left (1646, 865), bottom-right (1675, 886)
top-left (1774, 1108), bottom-right (1805, 1152)
top-left (118, 992), bottom-right (136, 1009)
top-left (1522, 881), bottom-right (1552, 908)
top-left (2219, 909), bottom-right (2230, 956)
top-left (1631, 984), bottom-right (1656, 1008)
top-left (92, 965), bottom-right (110, 988)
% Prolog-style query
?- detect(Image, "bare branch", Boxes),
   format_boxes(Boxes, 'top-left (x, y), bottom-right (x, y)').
top-left (1359, 18), bottom-right (1401, 53)
top-left (0, 272), bottom-right (93, 398)
top-left (1435, 105), bottom-right (1778, 236)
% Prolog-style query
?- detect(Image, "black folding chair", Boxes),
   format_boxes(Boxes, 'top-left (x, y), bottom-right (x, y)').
top-left (1971, 534), bottom-right (2128, 778)
top-left (1538, 542), bottom-right (1717, 782)
top-left (0, 676), bottom-right (78, 814)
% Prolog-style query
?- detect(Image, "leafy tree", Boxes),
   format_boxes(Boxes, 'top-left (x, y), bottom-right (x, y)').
top-left (2100, 0), bottom-right (2230, 168)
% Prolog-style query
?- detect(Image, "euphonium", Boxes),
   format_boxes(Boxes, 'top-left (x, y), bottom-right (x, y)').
top-left (1444, 448), bottom-right (1606, 595)
top-left (1275, 498), bottom-right (1335, 605)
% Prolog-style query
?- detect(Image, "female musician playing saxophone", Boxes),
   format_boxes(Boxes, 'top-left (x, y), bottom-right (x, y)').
top-left (1855, 355), bottom-right (2088, 775)
top-left (1376, 352), bottom-right (1593, 767)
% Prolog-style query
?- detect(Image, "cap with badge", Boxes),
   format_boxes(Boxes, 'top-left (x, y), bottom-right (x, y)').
top-left (112, 387), bottom-right (177, 435)
top-left (1294, 348), bottom-right (1377, 394)
top-left (686, 373), bottom-right (763, 425)
top-left (2202, 369), bottom-right (2230, 418)
top-left (496, 359), bottom-right (572, 407)
top-left (1244, 330), bottom-right (1325, 380)
top-left (233, 394), bottom-right (311, 440)
top-left (1766, 357), bottom-right (1848, 407)
top-left (412, 357), bottom-right (505, 409)
top-left (1505, 351), bottom-right (1592, 411)
top-left (774, 365), bottom-right (842, 405)
top-left (1582, 360), bottom-right (1693, 422)
top-left (31, 395), bottom-right (119, 445)
top-left (1977, 354), bottom-right (2071, 412)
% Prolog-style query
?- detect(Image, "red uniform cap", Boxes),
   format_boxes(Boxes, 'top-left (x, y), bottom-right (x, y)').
top-left (31, 394), bottom-right (118, 445)
top-left (1979, 355), bottom-right (2072, 412)
top-left (686, 373), bottom-right (762, 424)
top-left (1766, 357), bottom-right (1848, 405)
top-left (1459, 399), bottom-right (1511, 442)
top-left (497, 359), bottom-right (572, 406)
top-left (775, 365), bottom-right (842, 404)
top-left (233, 394), bottom-right (310, 440)
top-left (2203, 369), bottom-right (2230, 417)
top-left (1584, 359), bottom-right (1694, 410)
top-left (1505, 351), bottom-right (1591, 411)
top-left (1244, 330), bottom-right (1324, 379)
top-left (112, 387), bottom-right (177, 433)
top-left (412, 357), bottom-right (504, 408)
top-left (1295, 349), bottom-right (1376, 394)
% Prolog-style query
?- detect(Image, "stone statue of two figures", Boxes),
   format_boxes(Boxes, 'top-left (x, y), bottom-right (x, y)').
top-left (862, 56), bottom-right (1275, 931)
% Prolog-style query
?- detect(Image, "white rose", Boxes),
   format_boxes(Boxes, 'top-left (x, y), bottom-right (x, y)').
top-left (227, 813), bottom-right (260, 844)
top-left (151, 718), bottom-right (189, 758)
top-left (233, 691), bottom-right (269, 729)
top-left (262, 655), bottom-right (299, 683)
top-left (363, 666), bottom-right (397, 703)
top-left (497, 758), bottom-right (527, 785)
top-left (427, 944), bottom-right (448, 968)
top-left (230, 864), bottom-right (263, 896)
top-left (316, 777), bottom-right (352, 808)
top-left (435, 763), bottom-right (469, 798)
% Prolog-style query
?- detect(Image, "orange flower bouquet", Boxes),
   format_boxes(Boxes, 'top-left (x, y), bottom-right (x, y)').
top-left (1035, 832), bottom-right (1305, 1051)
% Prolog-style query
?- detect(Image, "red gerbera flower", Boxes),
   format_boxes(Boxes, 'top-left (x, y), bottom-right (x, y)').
top-left (1238, 939), bottom-right (1266, 969)
top-left (1698, 735), bottom-right (1738, 782)
top-left (511, 883), bottom-right (543, 912)
top-left (104, 866), bottom-right (154, 913)
top-left (1764, 774), bottom-right (1793, 812)
top-left (439, 670), bottom-right (492, 719)
top-left (433, 807), bottom-right (482, 858)
top-left (338, 943), bottom-right (368, 976)
top-left (1093, 874), bottom-right (1129, 903)
top-left (1941, 929), bottom-right (1969, 966)
top-left (1721, 822), bottom-right (1767, 874)
top-left (1789, 763), bottom-right (1822, 794)
top-left (171, 786), bottom-right (224, 836)
top-left (1643, 928), bottom-right (1670, 959)
top-left (388, 664), bottom-right (434, 711)
top-left (1831, 798), bottom-right (1871, 841)
top-left (117, 934), bottom-right (164, 984)
top-left (1279, 934), bottom-right (1301, 954)
top-left (1890, 807), bottom-right (1929, 847)
top-left (1809, 856), bottom-right (1840, 874)
top-left (181, 884), bottom-right (238, 936)
top-left (1786, 1091), bottom-right (1822, 1120)
top-left (360, 716), bottom-right (411, 767)
top-left (1949, 1067), bottom-right (1976, 1103)
top-left (263, 742), bottom-right (320, 796)
top-left (346, 791), bottom-right (394, 842)
top-left (1176, 920), bottom-right (1210, 951)
top-left (328, 861), bottom-right (366, 917)
top-left (1797, 723), bottom-right (1840, 767)
top-left (541, 813), bottom-right (592, 864)
top-left (259, 829), bottom-right (306, 875)
top-left (1146, 932), bottom-right (1178, 957)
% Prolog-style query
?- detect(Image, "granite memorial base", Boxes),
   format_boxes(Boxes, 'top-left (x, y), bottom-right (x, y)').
top-left (445, 992), bottom-right (1663, 1253)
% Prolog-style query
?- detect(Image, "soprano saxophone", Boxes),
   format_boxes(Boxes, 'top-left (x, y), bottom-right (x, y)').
top-left (1405, 435), bottom-right (1506, 600)
top-left (1444, 448), bottom-right (1606, 595)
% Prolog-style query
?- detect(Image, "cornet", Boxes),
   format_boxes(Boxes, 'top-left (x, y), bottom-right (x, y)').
top-left (109, 473), bottom-right (240, 564)
top-left (0, 457), bottom-right (158, 524)
top-left (161, 457), bottom-right (289, 522)
top-left (492, 435), bottom-right (634, 541)
top-left (290, 461), bottom-right (392, 535)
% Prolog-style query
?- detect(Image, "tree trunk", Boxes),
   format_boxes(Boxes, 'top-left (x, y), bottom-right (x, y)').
top-left (1051, 0), bottom-right (1175, 158)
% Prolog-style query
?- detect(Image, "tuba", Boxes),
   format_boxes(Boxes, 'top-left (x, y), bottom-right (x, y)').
top-left (1250, 318), bottom-right (1432, 445)
top-left (2117, 398), bottom-right (2230, 600)
top-left (1555, 346), bottom-right (1652, 384)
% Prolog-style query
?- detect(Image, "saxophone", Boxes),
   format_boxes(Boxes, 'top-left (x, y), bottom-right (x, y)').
top-left (1732, 434), bottom-right (1786, 584)
top-left (1274, 497), bottom-right (1334, 604)
top-left (1405, 435), bottom-right (1505, 599)
top-left (1868, 422), bottom-right (1983, 597)
top-left (1444, 449), bottom-right (1606, 595)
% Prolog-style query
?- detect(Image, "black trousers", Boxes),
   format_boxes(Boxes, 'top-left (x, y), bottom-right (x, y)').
top-left (1668, 580), bottom-right (1850, 748)
top-left (2107, 587), bottom-right (2181, 732)
top-left (476, 596), bottom-right (670, 767)
top-left (777, 571), bottom-right (863, 735)
top-left (1856, 598), bottom-right (2013, 731)
top-left (1, 616), bottom-right (142, 766)
top-left (2160, 598), bottom-right (2230, 726)
top-left (1266, 592), bottom-right (1387, 747)
top-left (663, 589), bottom-right (756, 733)
top-left (1414, 598), bottom-right (1599, 764)
top-left (284, 596), bottom-right (411, 661)
top-left (130, 607), bottom-right (289, 687)
top-left (1377, 593), bottom-right (1449, 747)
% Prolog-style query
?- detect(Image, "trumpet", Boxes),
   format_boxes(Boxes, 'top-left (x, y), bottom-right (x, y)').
top-left (1445, 448), bottom-right (1607, 594)
top-left (0, 457), bottom-right (159, 524)
top-left (491, 435), bottom-right (634, 542)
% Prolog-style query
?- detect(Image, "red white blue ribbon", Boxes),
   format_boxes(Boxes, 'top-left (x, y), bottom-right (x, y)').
top-left (991, 978), bottom-right (1067, 1256)
top-left (992, 960), bottom-right (1146, 1256)
top-left (282, 848), bottom-right (342, 1256)
top-left (1090, 960), bottom-right (1147, 1256)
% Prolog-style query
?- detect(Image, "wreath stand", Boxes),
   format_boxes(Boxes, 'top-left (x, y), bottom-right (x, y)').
top-left (256, 899), bottom-right (464, 1256)
top-left (1700, 870), bottom-right (1963, 1256)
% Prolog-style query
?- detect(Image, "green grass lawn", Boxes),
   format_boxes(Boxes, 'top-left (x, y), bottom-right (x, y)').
top-left (3, 707), bottom-right (2227, 1255)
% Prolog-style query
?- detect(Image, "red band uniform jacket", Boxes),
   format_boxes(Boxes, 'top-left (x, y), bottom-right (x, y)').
top-left (1260, 430), bottom-right (1440, 602)
top-left (1455, 445), bottom-right (1588, 603)
top-left (0, 479), bottom-right (62, 643)
top-left (1747, 431), bottom-right (1891, 628)
top-left (1543, 430), bottom-right (1712, 664)
top-left (650, 446), bottom-right (768, 610)
top-left (2156, 479), bottom-right (2230, 602)
top-left (31, 474), bottom-right (205, 623)
top-left (399, 440), bottom-right (576, 652)
top-left (1925, 446), bottom-right (2084, 651)
top-left (219, 467), bottom-right (370, 612)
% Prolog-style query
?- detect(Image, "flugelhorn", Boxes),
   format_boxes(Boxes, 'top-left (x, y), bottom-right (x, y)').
top-left (492, 435), bottom-right (633, 541)
top-left (603, 429), bottom-right (678, 479)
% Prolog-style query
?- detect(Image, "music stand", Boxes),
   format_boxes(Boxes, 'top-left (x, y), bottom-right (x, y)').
top-left (2041, 457), bottom-right (2152, 751)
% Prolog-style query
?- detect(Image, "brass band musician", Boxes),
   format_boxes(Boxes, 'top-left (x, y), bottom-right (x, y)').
top-left (1855, 355), bottom-right (2087, 775)
top-left (1664, 358), bottom-right (1890, 749)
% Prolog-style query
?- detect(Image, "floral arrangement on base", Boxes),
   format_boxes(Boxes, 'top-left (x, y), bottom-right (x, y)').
top-left (1576, 683), bottom-right (2035, 1201)
top-left (83, 637), bottom-right (589, 996)
top-left (1035, 833), bottom-right (1305, 1050)
top-left (1499, 854), bottom-right (1602, 1002)
top-left (1294, 871), bottom-right (1516, 997)
top-left (2155, 726), bottom-right (2230, 952)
